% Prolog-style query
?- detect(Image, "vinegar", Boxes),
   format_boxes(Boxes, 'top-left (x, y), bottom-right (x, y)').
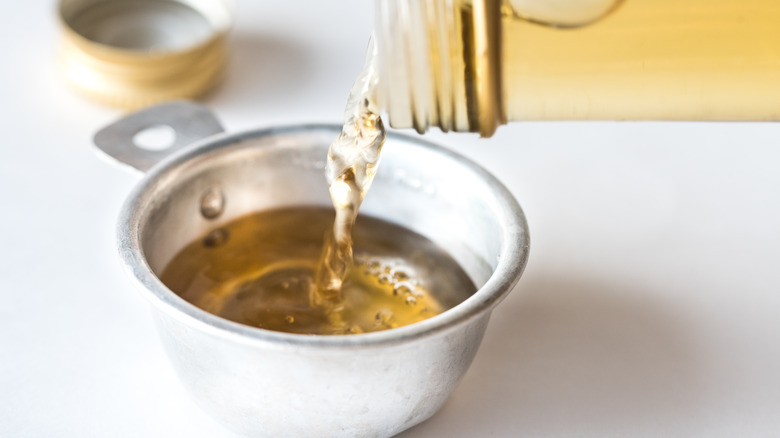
top-left (373, 0), bottom-right (780, 135)
top-left (159, 208), bottom-right (475, 335)
top-left (504, 0), bottom-right (780, 121)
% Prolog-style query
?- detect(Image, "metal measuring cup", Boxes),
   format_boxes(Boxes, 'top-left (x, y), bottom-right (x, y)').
top-left (95, 101), bottom-right (530, 437)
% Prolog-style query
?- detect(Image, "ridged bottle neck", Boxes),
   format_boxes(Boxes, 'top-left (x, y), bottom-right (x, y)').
top-left (374, 0), bottom-right (505, 137)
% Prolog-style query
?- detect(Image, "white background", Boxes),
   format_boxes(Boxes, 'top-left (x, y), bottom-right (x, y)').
top-left (3, 1), bottom-right (780, 437)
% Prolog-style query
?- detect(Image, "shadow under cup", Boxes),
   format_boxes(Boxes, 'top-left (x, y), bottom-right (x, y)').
top-left (120, 125), bottom-right (529, 437)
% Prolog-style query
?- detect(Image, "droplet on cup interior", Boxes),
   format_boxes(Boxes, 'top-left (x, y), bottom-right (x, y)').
top-left (203, 228), bottom-right (229, 247)
top-left (200, 188), bottom-right (225, 219)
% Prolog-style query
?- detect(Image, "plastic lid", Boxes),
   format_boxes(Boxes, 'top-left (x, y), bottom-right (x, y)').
top-left (58, 0), bottom-right (232, 108)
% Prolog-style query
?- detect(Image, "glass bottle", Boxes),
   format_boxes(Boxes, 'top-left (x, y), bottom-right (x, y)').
top-left (374, 0), bottom-right (780, 137)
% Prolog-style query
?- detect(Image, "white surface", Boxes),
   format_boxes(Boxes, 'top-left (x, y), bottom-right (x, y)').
top-left (3, 1), bottom-right (780, 437)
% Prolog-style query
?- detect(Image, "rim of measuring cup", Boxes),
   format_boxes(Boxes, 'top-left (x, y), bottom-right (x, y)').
top-left (117, 124), bottom-right (530, 350)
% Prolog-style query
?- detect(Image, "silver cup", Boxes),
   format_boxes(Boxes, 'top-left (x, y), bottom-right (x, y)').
top-left (96, 101), bottom-right (530, 437)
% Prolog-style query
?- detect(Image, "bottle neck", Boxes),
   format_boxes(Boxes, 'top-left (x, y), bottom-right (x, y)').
top-left (374, 0), bottom-right (506, 137)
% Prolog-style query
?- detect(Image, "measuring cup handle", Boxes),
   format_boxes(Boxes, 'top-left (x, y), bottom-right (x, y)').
top-left (93, 100), bottom-right (225, 174)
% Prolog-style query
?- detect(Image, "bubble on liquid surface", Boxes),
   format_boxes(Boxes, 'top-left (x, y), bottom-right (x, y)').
top-left (375, 309), bottom-right (394, 325)
top-left (392, 270), bottom-right (410, 282)
top-left (347, 325), bottom-right (363, 334)
top-left (393, 283), bottom-right (412, 296)
top-left (365, 260), bottom-right (381, 275)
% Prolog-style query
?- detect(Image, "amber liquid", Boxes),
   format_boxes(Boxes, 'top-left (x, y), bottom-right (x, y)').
top-left (160, 208), bottom-right (475, 335)
top-left (315, 37), bottom-right (385, 307)
top-left (503, 0), bottom-right (780, 120)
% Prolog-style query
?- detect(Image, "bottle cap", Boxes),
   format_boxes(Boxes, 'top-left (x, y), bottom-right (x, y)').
top-left (58, 0), bottom-right (232, 108)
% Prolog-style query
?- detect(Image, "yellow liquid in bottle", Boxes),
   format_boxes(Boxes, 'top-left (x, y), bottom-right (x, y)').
top-left (375, 0), bottom-right (780, 135)
top-left (503, 0), bottom-right (780, 120)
